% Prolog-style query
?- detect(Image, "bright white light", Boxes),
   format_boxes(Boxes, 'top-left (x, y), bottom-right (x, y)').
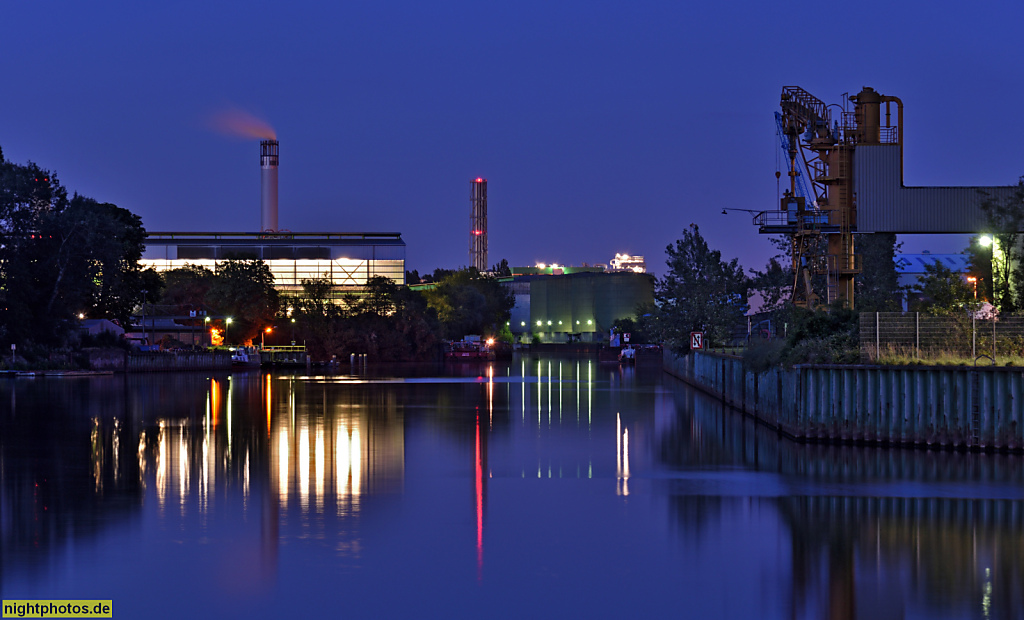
top-left (980, 235), bottom-right (993, 247)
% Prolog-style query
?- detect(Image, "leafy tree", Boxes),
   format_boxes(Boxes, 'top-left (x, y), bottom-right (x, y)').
top-left (0, 152), bottom-right (147, 345)
top-left (207, 258), bottom-right (280, 343)
top-left (977, 179), bottom-right (1024, 312)
top-left (611, 316), bottom-right (654, 344)
top-left (424, 268), bottom-right (514, 340)
top-left (966, 234), bottom-right (994, 303)
top-left (160, 264), bottom-right (217, 314)
top-left (749, 257), bottom-right (791, 314)
top-left (68, 197), bottom-right (148, 326)
top-left (855, 233), bottom-right (904, 311)
top-left (911, 260), bottom-right (974, 315)
top-left (490, 258), bottom-right (512, 277)
top-left (655, 225), bottom-right (749, 352)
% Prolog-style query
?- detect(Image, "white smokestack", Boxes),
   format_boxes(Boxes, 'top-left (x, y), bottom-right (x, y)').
top-left (260, 140), bottom-right (279, 232)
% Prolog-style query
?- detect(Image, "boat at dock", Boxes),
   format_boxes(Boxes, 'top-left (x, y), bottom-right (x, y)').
top-left (445, 339), bottom-right (496, 361)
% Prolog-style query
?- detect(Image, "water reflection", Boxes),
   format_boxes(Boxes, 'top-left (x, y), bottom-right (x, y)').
top-left (2, 363), bottom-right (1024, 618)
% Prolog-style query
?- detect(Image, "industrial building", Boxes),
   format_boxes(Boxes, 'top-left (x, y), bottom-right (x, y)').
top-left (507, 271), bottom-right (654, 343)
top-left (765, 86), bottom-right (1019, 309)
top-left (140, 231), bottom-right (406, 298)
top-left (141, 139), bottom-right (405, 298)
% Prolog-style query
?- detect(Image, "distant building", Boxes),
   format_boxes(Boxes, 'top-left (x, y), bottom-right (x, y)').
top-left (608, 253), bottom-right (646, 273)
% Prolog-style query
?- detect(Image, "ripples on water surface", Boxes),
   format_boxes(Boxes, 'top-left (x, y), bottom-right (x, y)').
top-left (2, 357), bottom-right (1023, 619)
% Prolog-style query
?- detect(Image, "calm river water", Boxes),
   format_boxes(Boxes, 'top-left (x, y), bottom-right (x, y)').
top-left (2, 357), bottom-right (1023, 619)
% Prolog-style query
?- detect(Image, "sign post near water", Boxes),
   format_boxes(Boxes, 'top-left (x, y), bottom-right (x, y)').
top-left (690, 331), bottom-right (704, 351)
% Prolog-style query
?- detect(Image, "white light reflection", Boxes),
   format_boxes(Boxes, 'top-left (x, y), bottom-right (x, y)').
top-left (112, 419), bottom-right (120, 485)
top-left (521, 359), bottom-right (526, 423)
top-left (617, 414), bottom-right (630, 496)
top-left (337, 421), bottom-right (350, 505)
top-left (243, 449), bottom-right (250, 505)
top-left (157, 422), bottom-right (166, 510)
top-left (547, 361), bottom-right (552, 426)
top-left (576, 361), bottom-right (580, 425)
top-left (537, 360), bottom-right (542, 427)
top-left (558, 361), bottom-right (562, 423)
top-left (351, 426), bottom-right (362, 497)
top-left (137, 430), bottom-right (148, 490)
top-left (178, 422), bottom-right (189, 512)
top-left (487, 365), bottom-right (494, 427)
top-left (315, 426), bottom-right (325, 512)
top-left (278, 426), bottom-right (289, 509)
top-left (299, 426), bottom-right (310, 510)
top-left (90, 418), bottom-right (103, 492)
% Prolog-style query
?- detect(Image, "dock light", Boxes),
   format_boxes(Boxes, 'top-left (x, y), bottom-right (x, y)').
top-left (78, 313), bottom-right (84, 319)
top-left (486, 338), bottom-right (495, 346)
top-left (537, 320), bottom-right (542, 327)
top-left (547, 320), bottom-right (552, 326)
top-left (587, 320), bottom-right (593, 325)
top-left (980, 235), bottom-right (993, 247)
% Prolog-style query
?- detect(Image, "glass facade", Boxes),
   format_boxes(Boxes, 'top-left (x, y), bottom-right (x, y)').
top-left (141, 233), bottom-right (405, 301)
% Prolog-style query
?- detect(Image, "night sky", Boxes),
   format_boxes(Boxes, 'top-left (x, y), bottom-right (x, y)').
top-left (2, 1), bottom-right (1022, 276)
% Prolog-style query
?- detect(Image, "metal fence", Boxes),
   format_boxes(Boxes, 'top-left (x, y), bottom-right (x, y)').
top-left (860, 312), bottom-right (1024, 362)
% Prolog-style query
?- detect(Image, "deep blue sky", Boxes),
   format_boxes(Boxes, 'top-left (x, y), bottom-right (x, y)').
top-left (2, 1), bottom-right (1022, 276)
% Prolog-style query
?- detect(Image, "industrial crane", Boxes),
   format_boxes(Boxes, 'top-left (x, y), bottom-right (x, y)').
top-left (758, 86), bottom-right (901, 309)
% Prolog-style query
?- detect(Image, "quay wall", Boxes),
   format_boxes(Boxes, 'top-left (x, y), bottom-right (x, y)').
top-left (664, 350), bottom-right (1024, 451)
top-left (85, 349), bottom-right (233, 372)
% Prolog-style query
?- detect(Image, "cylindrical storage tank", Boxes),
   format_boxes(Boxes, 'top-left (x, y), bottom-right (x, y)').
top-left (261, 140), bottom-right (279, 232)
top-left (854, 87), bottom-right (881, 144)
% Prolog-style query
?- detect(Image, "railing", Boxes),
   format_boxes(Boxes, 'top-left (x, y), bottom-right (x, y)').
top-left (860, 312), bottom-right (1024, 362)
top-left (755, 209), bottom-right (832, 229)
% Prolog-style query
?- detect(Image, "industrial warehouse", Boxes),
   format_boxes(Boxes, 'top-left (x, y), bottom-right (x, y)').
top-left (140, 139), bottom-right (407, 297)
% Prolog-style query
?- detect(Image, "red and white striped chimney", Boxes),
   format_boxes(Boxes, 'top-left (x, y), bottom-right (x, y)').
top-left (260, 140), bottom-right (279, 232)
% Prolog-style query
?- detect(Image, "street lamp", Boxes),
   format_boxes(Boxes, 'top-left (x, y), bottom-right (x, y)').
top-left (225, 317), bottom-right (233, 345)
top-left (262, 326), bottom-right (272, 348)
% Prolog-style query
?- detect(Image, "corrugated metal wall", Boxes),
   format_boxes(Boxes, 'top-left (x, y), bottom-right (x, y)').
top-left (855, 145), bottom-right (1018, 233)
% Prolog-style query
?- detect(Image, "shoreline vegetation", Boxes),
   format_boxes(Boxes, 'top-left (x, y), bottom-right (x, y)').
top-left (5, 146), bottom-right (1023, 374)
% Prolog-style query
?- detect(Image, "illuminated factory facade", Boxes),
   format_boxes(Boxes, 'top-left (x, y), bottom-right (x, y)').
top-left (141, 231), bottom-right (406, 298)
top-left (506, 270), bottom-right (654, 343)
top-left (140, 139), bottom-right (405, 298)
